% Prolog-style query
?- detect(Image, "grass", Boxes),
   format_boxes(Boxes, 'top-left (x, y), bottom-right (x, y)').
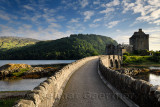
top-left (123, 55), bottom-right (160, 66)
top-left (0, 98), bottom-right (20, 107)
top-left (11, 68), bottom-right (29, 77)
top-left (0, 90), bottom-right (29, 107)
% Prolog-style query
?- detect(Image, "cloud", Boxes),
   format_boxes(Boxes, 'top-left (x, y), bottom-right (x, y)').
top-left (106, 0), bottom-right (120, 7)
top-left (0, 10), bottom-right (18, 21)
top-left (57, 16), bottom-right (65, 20)
top-left (100, 8), bottom-right (114, 14)
top-left (89, 23), bottom-right (99, 28)
top-left (116, 29), bottom-right (120, 32)
top-left (83, 11), bottom-right (94, 22)
top-left (106, 21), bottom-right (120, 28)
top-left (45, 17), bottom-right (57, 23)
top-left (93, 1), bottom-right (100, 5)
top-left (67, 23), bottom-right (85, 33)
top-left (23, 5), bottom-right (35, 11)
top-left (0, 14), bottom-right (10, 21)
top-left (115, 35), bottom-right (130, 44)
top-left (122, 0), bottom-right (160, 25)
top-left (69, 18), bottom-right (79, 23)
top-left (79, 0), bottom-right (88, 8)
top-left (93, 18), bottom-right (102, 23)
top-left (149, 33), bottom-right (160, 51)
top-left (49, 23), bottom-right (61, 28)
top-left (22, 24), bottom-right (32, 29)
top-left (0, 25), bottom-right (68, 40)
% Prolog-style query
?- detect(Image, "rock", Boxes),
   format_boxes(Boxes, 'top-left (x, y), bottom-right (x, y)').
top-left (154, 90), bottom-right (160, 98)
top-left (13, 99), bottom-right (35, 107)
top-left (0, 64), bottom-right (32, 78)
top-left (150, 85), bottom-right (160, 94)
top-left (30, 67), bottom-right (44, 72)
top-left (0, 64), bottom-right (31, 71)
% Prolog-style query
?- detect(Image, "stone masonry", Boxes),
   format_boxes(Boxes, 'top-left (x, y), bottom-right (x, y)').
top-left (13, 56), bottom-right (99, 107)
top-left (130, 29), bottom-right (149, 51)
top-left (99, 55), bottom-right (160, 107)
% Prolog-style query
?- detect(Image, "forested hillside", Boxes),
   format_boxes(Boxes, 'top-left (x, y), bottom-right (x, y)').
top-left (0, 34), bottom-right (117, 60)
top-left (0, 36), bottom-right (39, 51)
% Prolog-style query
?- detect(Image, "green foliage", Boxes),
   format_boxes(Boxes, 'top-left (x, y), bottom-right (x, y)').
top-left (123, 52), bottom-right (129, 56)
top-left (0, 36), bottom-right (39, 51)
top-left (0, 98), bottom-right (19, 107)
top-left (123, 56), bottom-right (151, 64)
top-left (0, 34), bottom-right (117, 60)
top-left (12, 68), bottom-right (29, 77)
top-left (152, 51), bottom-right (160, 62)
top-left (133, 49), bottom-right (150, 56)
top-left (123, 55), bottom-right (127, 61)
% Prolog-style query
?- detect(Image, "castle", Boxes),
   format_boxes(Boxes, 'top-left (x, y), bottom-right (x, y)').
top-left (106, 29), bottom-right (149, 55)
top-left (130, 29), bottom-right (149, 51)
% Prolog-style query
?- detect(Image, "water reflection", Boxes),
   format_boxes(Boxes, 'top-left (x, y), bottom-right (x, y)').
top-left (149, 74), bottom-right (160, 86)
top-left (149, 67), bottom-right (160, 70)
top-left (123, 66), bottom-right (160, 86)
top-left (0, 78), bottom-right (47, 91)
top-left (0, 60), bottom-right (75, 67)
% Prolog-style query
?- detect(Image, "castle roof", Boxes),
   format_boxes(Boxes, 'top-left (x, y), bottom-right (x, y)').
top-left (130, 29), bottom-right (149, 39)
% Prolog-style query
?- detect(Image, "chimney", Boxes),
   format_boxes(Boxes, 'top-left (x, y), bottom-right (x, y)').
top-left (139, 29), bottom-right (142, 32)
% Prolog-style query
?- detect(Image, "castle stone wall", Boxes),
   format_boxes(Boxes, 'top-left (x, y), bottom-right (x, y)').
top-left (130, 29), bottom-right (149, 51)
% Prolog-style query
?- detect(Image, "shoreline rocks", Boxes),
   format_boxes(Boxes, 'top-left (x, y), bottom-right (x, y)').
top-left (0, 64), bottom-right (61, 79)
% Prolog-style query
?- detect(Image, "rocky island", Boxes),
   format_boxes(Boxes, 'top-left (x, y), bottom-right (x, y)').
top-left (0, 63), bottom-right (65, 80)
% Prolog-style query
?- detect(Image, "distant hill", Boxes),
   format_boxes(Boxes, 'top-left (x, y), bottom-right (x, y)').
top-left (0, 36), bottom-right (39, 51)
top-left (0, 34), bottom-right (117, 60)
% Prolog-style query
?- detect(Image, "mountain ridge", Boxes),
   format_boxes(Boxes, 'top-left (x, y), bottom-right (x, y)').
top-left (0, 34), bottom-right (117, 60)
top-left (0, 36), bottom-right (39, 51)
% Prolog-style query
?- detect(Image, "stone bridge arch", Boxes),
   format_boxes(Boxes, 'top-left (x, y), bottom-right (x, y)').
top-left (115, 60), bottom-right (119, 68)
top-left (107, 55), bottom-right (122, 68)
top-left (110, 59), bottom-right (114, 67)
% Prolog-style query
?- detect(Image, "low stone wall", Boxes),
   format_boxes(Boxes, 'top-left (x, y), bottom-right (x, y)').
top-left (99, 56), bottom-right (160, 107)
top-left (14, 56), bottom-right (99, 107)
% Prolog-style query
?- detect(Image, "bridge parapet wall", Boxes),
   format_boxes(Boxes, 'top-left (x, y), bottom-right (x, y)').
top-left (101, 55), bottom-right (122, 68)
top-left (99, 55), bottom-right (160, 107)
top-left (14, 56), bottom-right (99, 107)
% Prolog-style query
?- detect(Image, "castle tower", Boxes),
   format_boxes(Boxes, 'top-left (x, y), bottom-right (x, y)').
top-left (129, 29), bottom-right (149, 51)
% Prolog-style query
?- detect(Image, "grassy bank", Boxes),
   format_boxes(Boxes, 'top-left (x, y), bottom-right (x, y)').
top-left (0, 98), bottom-right (19, 107)
top-left (0, 90), bottom-right (29, 107)
top-left (123, 55), bottom-right (160, 66)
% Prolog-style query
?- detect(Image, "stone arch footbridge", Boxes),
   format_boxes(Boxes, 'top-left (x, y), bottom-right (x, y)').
top-left (14, 56), bottom-right (160, 107)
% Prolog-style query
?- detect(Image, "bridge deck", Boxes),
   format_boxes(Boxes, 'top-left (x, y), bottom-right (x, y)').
top-left (57, 58), bottom-right (127, 107)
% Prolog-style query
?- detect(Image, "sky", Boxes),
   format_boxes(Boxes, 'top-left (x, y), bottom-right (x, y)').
top-left (0, 0), bottom-right (160, 50)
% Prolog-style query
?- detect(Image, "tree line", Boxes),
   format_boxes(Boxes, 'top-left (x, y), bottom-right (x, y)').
top-left (0, 34), bottom-right (117, 60)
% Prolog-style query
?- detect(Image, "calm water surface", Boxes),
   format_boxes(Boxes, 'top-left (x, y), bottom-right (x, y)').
top-left (148, 67), bottom-right (160, 85)
top-left (0, 60), bottom-right (75, 91)
top-left (149, 66), bottom-right (160, 70)
top-left (0, 60), bottom-right (75, 66)
top-left (0, 78), bottom-right (47, 91)
top-left (123, 66), bottom-right (160, 86)
top-left (149, 74), bottom-right (160, 86)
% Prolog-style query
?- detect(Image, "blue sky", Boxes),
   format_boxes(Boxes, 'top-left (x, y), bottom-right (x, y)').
top-left (0, 0), bottom-right (160, 50)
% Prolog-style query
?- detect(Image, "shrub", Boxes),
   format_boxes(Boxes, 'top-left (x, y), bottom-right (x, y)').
top-left (123, 52), bottom-right (129, 56)
top-left (12, 68), bottom-right (29, 77)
